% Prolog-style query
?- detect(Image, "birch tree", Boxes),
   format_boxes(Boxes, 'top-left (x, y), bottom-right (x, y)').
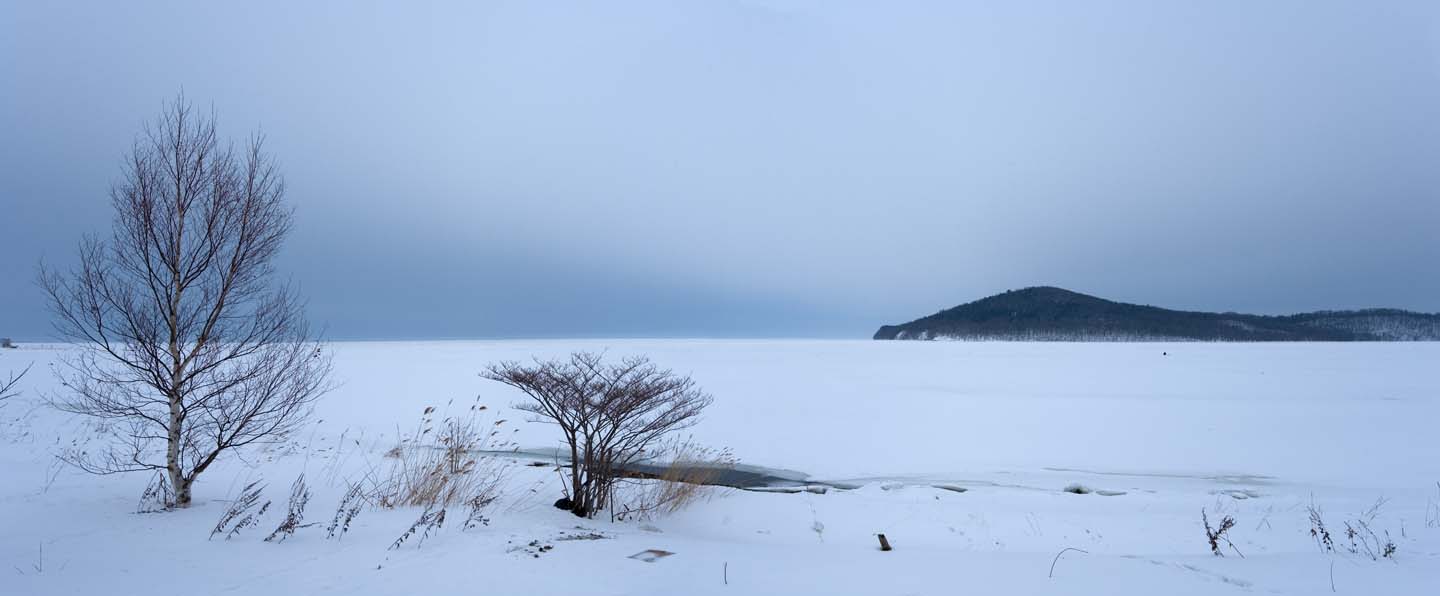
top-left (39, 95), bottom-right (331, 507)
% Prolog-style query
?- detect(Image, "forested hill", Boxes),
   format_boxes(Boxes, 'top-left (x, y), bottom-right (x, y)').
top-left (873, 287), bottom-right (1440, 341)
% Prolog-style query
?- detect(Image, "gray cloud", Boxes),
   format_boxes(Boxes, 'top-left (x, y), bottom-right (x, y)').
top-left (3, 0), bottom-right (1438, 339)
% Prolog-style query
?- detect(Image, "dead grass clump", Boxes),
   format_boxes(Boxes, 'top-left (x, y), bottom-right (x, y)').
top-left (1308, 498), bottom-right (1398, 561)
top-left (1202, 508), bottom-right (1242, 557)
top-left (371, 399), bottom-right (512, 512)
top-left (462, 493), bottom-right (496, 530)
top-left (136, 470), bottom-right (175, 513)
top-left (614, 438), bottom-right (735, 521)
top-left (1343, 498), bottom-right (1398, 560)
top-left (211, 481), bottom-right (270, 540)
top-left (389, 506), bottom-right (446, 550)
top-left (1309, 504), bottom-right (1335, 553)
top-left (265, 474), bottom-right (314, 542)
top-left (326, 482), bottom-right (365, 540)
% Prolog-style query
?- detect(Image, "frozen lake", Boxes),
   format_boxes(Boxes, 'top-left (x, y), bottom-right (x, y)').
top-left (4, 339), bottom-right (1438, 595)
top-left (324, 339), bottom-right (1440, 488)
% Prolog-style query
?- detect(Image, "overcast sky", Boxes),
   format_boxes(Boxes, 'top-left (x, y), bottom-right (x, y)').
top-left (3, 0), bottom-right (1438, 339)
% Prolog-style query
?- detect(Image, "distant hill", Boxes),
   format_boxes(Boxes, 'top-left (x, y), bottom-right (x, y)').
top-left (873, 287), bottom-right (1440, 341)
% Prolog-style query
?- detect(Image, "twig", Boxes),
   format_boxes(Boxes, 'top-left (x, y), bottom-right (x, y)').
top-left (1228, 540), bottom-right (1245, 559)
top-left (1049, 547), bottom-right (1089, 578)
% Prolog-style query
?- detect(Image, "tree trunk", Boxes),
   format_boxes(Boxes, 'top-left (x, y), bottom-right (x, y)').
top-left (167, 393), bottom-right (187, 507)
top-left (569, 440), bottom-right (582, 509)
top-left (174, 475), bottom-right (193, 507)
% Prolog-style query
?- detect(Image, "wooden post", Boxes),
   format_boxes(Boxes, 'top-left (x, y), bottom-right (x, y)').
top-left (877, 534), bottom-right (892, 551)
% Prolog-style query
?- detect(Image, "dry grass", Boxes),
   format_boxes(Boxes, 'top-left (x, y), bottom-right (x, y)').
top-left (1202, 508), bottom-right (1241, 557)
top-left (265, 474), bottom-right (314, 543)
top-left (370, 399), bottom-right (512, 511)
top-left (390, 506), bottom-right (446, 550)
top-left (326, 482), bottom-right (365, 540)
top-left (614, 438), bottom-right (735, 521)
top-left (210, 481), bottom-right (270, 540)
top-left (1308, 498), bottom-right (1398, 561)
top-left (135, 470), bottom-right (175, 513)
top-left (1427, 482), bottom-right (1440, 529)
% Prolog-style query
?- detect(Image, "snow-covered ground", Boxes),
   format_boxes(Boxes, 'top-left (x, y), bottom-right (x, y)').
top-left (2, 340), bottom-right (1438, 594)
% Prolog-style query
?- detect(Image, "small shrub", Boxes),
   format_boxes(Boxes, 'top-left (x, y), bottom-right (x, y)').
top-left (484, 352), bottom-right (713, 518)
top-left (265, 474), bottom-right (314, 542)
top-left (211, 481), bottom-right (271, 540)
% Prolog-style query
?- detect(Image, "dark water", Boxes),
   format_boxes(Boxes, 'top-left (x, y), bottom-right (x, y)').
top-left (477, 447), bottom-right (839, 490)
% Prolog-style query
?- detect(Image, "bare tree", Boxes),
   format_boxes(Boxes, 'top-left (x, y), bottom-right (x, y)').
top-left (485, 352), bottom-right (712, 518)
top-left (38, 95), bottom-right (331, 508)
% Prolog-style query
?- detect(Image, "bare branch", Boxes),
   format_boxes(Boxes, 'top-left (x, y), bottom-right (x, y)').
top-left (0, 362), bottom-right (30, 403)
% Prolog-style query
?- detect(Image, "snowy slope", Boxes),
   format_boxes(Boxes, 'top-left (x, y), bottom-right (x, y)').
top-left (2, 340), bottom-right (1438, 595)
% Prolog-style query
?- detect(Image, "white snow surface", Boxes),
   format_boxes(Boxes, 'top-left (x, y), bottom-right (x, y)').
top-left (2, 340), bottom-right (1438, 595)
